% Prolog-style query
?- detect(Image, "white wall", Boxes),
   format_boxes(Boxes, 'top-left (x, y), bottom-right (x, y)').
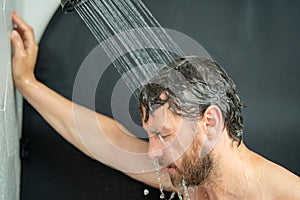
top-left (0, 1), bottom-right (22, 199)
top-left (0, 0), bottom-right (59, 199)
top-left (23, 0), bottom-right (60, 43)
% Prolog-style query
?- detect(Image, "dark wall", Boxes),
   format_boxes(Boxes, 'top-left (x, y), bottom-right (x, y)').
top-left (144, 0), bottom-right (300, 175)
top-left (21, 1), bottom-right (300, 200)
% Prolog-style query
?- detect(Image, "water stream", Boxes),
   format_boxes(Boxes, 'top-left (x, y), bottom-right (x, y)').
top-left (73, 1), bottom-right (193, 199)
top-left (74, 0), bottom-right (184, 96)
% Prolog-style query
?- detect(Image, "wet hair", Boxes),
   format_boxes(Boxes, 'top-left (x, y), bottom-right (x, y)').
top-left (138, 55), bottom-right (245, 145)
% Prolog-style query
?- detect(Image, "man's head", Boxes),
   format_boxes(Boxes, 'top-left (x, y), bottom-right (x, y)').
top-left (138, 55), bottom-right (244, 187)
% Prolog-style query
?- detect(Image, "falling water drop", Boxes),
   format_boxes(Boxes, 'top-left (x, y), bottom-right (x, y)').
top-left (182, 176), bottom-right (191, 200)
top-left (177, 193), bottom-right (183, 200)
top-left (153, 159), bottom-right (165, 199)
top-left (168, 192), bottom-right (176, 200)
top-left (143, 189), bottom-right (149, 196)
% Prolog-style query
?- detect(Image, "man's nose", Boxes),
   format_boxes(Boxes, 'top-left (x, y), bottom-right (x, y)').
top-left (147, 135), bottom-right (164, 160)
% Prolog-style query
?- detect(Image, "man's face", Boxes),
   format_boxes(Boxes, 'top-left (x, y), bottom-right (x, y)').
top-left (142, 103), bottom-right (213, 187)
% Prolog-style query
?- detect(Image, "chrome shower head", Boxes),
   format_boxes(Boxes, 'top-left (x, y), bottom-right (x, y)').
top-left (61, 0), bottom-right (85, 12)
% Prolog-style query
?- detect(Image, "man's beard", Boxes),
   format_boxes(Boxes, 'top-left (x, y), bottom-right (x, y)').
top-left (167, 142), bottom-right (214, 188)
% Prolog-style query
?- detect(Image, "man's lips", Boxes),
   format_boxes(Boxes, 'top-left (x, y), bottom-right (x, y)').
top-left (167, 164), bottom-right (177, 173)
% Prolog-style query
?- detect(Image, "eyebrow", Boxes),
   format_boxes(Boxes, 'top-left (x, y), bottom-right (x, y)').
top-left (150, 127), bottom-right (172, 135)
top-left (150, 130), bottom-right (162, 135)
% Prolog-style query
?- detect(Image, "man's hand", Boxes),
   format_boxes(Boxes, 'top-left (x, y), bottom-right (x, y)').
top-left (10, 11), bottom-right (38, 88)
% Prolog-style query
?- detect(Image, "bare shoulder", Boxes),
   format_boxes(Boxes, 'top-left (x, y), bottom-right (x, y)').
top-left (252, 151), bottom-right (300, 199)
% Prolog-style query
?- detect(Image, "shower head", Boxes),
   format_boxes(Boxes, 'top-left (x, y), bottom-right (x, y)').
top-left (61, 0), bottom-right (85, 12)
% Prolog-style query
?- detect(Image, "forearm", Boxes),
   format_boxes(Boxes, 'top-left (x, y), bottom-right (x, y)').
top-left (17, 78), bottom-right (92, 156)
top-left (17, 79), bottom-right (174, 191)
top-left (16, 78), bottom-right (146, 158)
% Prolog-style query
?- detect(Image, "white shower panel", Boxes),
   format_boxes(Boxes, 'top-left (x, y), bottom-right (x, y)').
top-left (0, 0), bottom-right (22, 199)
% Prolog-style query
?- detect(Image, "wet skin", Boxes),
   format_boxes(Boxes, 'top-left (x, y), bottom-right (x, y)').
top-left (142, 97), bottom-right (216, 188)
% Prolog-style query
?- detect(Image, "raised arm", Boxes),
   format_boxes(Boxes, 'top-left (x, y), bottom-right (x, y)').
top-left (10, 11), bottom-right (174, 191)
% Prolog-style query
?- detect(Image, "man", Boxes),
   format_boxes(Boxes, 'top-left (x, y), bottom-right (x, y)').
top-left (138, 57), bottom-right (300, 199)
top-left (11, 11), bottom-right (300, 199)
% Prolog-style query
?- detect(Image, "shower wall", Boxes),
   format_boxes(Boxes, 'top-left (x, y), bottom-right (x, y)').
top-left (0, 0), bottom-right (23, 199)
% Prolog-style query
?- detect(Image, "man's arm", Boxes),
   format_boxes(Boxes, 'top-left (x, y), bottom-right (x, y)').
top-left (10, 11), bottom-right (174, 191)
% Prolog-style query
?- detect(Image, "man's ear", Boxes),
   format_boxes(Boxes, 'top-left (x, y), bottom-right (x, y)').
top-left (201, 105), bottom-right (224, 140)
top-left (198, 105), bottom-right (224, 158)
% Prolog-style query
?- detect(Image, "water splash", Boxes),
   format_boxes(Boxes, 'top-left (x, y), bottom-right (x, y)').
top-left (168, 192), bottom-right (176, 200)
top-left (177, 191), bottom-right (183, 200)
top-left (158, 131), bottom-right (189, 200)
top-left (152, 159), bottom-right (165, 199)
top-left (181, 176), bottom-right (191, 200)
top-left (152, 158), bottom-right (186, 200)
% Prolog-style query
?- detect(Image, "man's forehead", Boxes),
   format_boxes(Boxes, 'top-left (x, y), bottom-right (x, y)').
top-left (142, 103), bottom-right (179, 134)
top-left (142, 104), bottom-right (166, 131)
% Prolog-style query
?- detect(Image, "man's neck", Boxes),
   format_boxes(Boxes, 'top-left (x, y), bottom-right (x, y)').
top-left (189, 143), bottom-right (262, 200)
